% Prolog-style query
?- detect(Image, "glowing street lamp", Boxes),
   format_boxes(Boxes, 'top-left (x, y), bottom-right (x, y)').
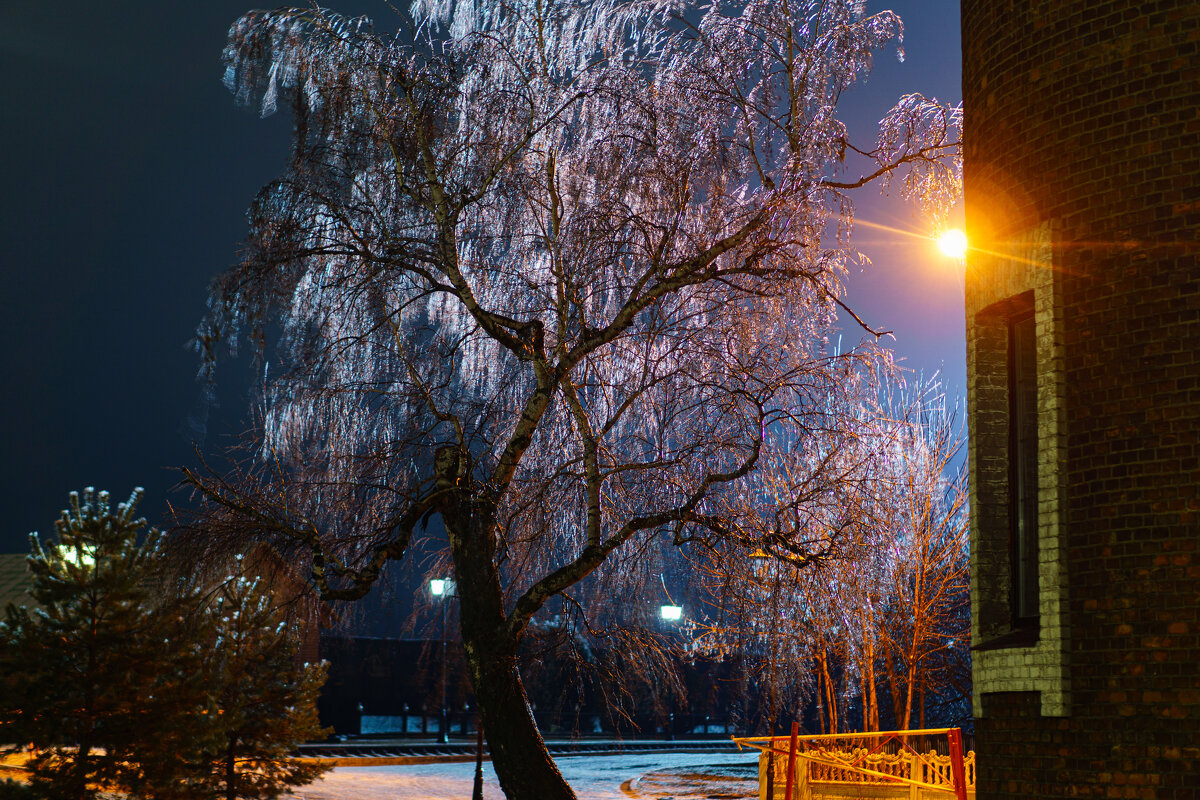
top-left (936, 228), bottom-right (968, 259)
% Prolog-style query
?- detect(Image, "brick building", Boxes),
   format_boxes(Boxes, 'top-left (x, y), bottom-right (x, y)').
top-left (962, 1), bottom-right (1199, 797)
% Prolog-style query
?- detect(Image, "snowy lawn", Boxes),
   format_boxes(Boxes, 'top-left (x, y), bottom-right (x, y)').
top-left (284, 751), bottom-right (760, 799)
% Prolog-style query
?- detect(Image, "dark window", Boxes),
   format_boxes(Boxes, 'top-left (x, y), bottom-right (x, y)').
top-left (1008, 311), bottom-right (1039, 625)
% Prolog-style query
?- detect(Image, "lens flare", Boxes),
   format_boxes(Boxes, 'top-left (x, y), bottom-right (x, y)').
top-left (937, 229), bottom-right (968, 259)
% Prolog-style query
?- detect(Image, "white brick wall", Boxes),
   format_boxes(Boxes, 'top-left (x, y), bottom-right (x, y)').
top-left (966, 220), bottom-right (1071, 718)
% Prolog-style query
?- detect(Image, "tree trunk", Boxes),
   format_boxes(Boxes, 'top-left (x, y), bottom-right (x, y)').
top-left (70, 744), bottom-right (92, 800)
top-left (224, 737), bottom-right (237, 800)
top-left (902, 662), bottom-right (917, 731)
top-left (818, 648), bottom-right (837, 734)
top-left (445, 498), bottom-right (576, 800)
top-left (861, 632), bottom-right (878, 732)
top-left (814, 657), bottom-right (827, 734)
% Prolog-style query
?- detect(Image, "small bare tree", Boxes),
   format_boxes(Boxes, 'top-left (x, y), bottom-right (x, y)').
top-left (691, 380), bottom-right (970, 736)
top-left (186, 1), bottom-right (959, 796)
top-left (871, 385), bottom-right (970, 731)
top-left (797, 380), bottom-right (970, 733)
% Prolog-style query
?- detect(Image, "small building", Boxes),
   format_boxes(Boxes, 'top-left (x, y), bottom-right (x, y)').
top-left (962, 2), bottom-right (1199, 797)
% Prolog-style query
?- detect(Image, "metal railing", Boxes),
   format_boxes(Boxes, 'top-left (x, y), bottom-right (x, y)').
top-left (346, 708), bottom-right (742, 740)
top-left (734, 725), bottom-right (974, 800)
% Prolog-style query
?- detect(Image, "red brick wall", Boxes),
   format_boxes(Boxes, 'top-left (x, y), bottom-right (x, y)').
top-left (962, 1), bottom-right (1200, 797)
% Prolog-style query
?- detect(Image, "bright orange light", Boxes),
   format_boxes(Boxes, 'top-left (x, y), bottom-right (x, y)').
top-left (937, 229), bottom-right (968, 259)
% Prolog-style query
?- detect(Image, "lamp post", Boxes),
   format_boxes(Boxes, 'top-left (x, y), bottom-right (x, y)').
top-left (660, 604), bottom-right (683, 740)
top-left (749, 548), bottom-right (779, 798)
top-left (430, 578), bottom-right (453, 744)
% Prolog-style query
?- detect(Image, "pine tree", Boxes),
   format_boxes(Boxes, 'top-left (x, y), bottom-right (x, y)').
top-left (190, 574), bottom-right (331, 800)
top-left (0, 488), bottom-right (218, 800)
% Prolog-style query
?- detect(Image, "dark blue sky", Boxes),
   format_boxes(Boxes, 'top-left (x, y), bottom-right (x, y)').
top-left (0, 1), bottom-right (962, 553)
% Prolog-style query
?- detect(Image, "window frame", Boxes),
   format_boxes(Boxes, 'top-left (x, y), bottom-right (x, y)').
top-left (1007, 307), bottom-right (1039, 630)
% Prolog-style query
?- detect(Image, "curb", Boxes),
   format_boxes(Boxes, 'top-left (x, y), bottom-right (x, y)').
top-left (295, 754), bottom-right (483, 767)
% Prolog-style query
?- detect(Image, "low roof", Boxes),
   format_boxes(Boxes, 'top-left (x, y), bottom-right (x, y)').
top-left (0, 554), bottom-right (33, 612)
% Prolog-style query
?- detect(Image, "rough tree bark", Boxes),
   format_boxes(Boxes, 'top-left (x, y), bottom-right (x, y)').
top-left (456, 559), bottom-right (572, 797)
top-left (441, 464), bottom-right (574, 799)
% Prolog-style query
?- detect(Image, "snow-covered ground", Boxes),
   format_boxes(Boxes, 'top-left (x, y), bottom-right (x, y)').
top-left (285, 750), bottom-right (760, 800)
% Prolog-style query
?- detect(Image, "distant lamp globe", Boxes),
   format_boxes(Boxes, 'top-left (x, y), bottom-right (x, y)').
top-left (937, 228), bottom-right (968, 259)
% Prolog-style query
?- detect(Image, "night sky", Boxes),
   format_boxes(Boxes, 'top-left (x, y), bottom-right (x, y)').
top-left (0, 1), bottom-right (963, 555)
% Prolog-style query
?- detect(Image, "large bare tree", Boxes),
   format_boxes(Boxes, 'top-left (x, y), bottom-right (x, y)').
top-left (186, 1), bottom-right (960, 796)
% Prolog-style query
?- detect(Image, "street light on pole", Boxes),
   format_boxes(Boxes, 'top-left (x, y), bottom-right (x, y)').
top-left (659, 604), bottom-right (683, 740)
top-left (748, 548), bottom-right (781, 797)
top-left (430, 578), bottom-right (454, 744)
